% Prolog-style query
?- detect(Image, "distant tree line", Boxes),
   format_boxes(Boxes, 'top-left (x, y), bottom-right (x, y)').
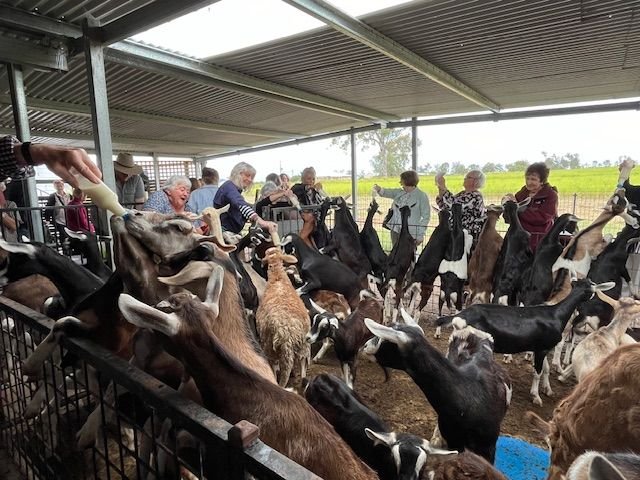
top-left (330, 129), bottom-right (633, 177)
top-left (418, 154), bottom-right (634, 175)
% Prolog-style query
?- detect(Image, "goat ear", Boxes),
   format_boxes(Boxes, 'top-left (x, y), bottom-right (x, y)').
top-left (159, 261), bottom-right (214, 286)
top-left (0, 239), bottom-right (37, 258)
top-left (217, 204), bottom-right (230, 214)
top-left (364, 428), bottom-right (395, 447)
top-left (364, 318), bottom-right (410, 346)
top-left (595, 289), bottom-right (620, 309)
top-left (589, 455), bottom-right (627, 480)
top-left (204, 264), bottom-right (225, 317)
top-left (594, 282), bottom-right (616, 292)
top-left (399, 308), bottom-right (419, 327)
top-left (118, 294), bottom-right (181, 336)
top-left (517, 196), bottom-right (532, 211)
top-left (420, 440), bottom-right (458, 457)
top-left (281, 254), bottom-right (298, 264)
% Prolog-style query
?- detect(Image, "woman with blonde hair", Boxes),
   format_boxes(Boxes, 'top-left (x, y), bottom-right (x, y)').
top-left (214, 161), bottom-right (277, 234)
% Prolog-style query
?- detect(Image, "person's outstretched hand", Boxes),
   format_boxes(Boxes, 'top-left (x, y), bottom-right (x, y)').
top-left (32, 144), bottom-right (102, 187)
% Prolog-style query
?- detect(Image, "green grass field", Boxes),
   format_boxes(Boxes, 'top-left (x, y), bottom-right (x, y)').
top-left (251, 166), bottom-right (626, 249)
top-left (311, 167), bottom-right (620, 197)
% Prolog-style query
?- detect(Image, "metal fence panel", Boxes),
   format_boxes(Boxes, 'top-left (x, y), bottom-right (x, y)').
top-left (0, 298), bottom-right (320, 480)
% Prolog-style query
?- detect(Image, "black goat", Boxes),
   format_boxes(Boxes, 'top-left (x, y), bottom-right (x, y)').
top-left (384, 206), bottom-right (415, 322)
top-left (437, 279), bottom-right (614, 405)
top-left (283, 233), bottom-right (365, 309)
top-left (323, 196), bottom-right (372, 280)
top-left (360, 199), bottom-right (388, 283)
top-left (519, 213), bottom-right (579, 306)
top-left (364, 312), bottom-right (511, 464)
top-left (492, 197), bottom-right (533, 305)
top-left (304, 373), bottom-right (456, 480)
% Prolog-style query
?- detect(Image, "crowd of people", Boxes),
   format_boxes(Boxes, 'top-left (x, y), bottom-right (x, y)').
top-left (0, 134), bottom-right (560, 253)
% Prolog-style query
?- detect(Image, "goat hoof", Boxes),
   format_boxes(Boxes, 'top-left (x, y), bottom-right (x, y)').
top-left (531, 396), bottom-right (543, 407)
top-left (543, 387), bottom-right (554, 397)
top-left (557, 375), bottom-right (568, 384)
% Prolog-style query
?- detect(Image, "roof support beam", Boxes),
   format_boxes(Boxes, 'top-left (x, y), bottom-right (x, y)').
top-left (0, 95), bottom-right (300, 138)
top-left (99, 0), bottom-right (221, 45)
top-left (283, 0), bottom-right (500, 112)
top-left (0, 36), bottom-right (68, 71)
top-left (201, 100), bottom-right (640, 160)
top-left (0, 5), bottom-right (82, 38)
top-left (0, 127), bottom-right (239, 153)
top-left (106, 41), bottom-right (397, 122)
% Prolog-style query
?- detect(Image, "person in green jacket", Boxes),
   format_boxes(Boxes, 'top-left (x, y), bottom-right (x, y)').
top-left (373, 170), bottom-right (430, 247)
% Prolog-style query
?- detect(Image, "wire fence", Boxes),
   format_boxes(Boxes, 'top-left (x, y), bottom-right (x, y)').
top-left (0, 297), bottom-right (319, 480)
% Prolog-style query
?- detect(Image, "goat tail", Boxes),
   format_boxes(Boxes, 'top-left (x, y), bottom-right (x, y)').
top-left (436, 315), bottom-right (455, 327)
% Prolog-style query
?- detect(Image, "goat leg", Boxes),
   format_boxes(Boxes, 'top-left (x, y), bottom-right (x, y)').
top-left (530, 351), bottom-right (546, 406)
top-left (540, 356), bottom-right (553, 398)
top-left (312, 338), bottom-right (332, 363)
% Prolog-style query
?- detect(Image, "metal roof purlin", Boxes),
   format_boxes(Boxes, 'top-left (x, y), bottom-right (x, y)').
top-left (282, 0), bottom-right (501, 113)
top-left (99, 0), bottom-right (222, 45)
top-left (0, 95), bottom-right (300, 138)
top-left (105, 41), bottom-right (398, 122)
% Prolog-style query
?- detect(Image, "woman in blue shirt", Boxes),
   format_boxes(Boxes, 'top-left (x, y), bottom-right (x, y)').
top-left (214, 162), bottom-right (277, 234)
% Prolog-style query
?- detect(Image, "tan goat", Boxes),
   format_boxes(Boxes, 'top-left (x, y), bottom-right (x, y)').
top-left (466, 205), bottom-right (504, 306)
top-left (558, 290), bottom-right (639, 383)
top-left (526, 343), bottom-right (640, 480)
top-left (257, 246), bottom-right (311, 387)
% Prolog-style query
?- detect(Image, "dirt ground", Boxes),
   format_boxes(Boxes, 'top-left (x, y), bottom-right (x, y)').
top-left (306, 313), bottom-right (576, 449)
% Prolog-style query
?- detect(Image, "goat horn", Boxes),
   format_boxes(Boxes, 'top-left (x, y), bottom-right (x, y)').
top-left (627, 237), bottom-right (640, 247)
top-left (309, 299), bottom-right (327, 314)
top-left (595, 289), bottom-right (620, 309)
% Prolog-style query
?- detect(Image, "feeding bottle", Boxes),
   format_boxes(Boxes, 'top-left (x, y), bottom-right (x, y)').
top-left (71, 169), bottom-right (127, 217)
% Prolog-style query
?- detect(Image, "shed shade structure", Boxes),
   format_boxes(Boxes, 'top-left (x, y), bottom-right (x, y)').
top-left (0, 0), bottom-right (638, 158)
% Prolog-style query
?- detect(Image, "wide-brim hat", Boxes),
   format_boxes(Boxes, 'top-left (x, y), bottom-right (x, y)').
top-left (114, 152), bottom-right (142, 175)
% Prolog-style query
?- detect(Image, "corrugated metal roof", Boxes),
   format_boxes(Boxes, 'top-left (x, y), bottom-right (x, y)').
top-left (0, 0), bottom-right (639, 156)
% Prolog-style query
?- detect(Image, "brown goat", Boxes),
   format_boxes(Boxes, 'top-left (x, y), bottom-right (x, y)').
top-left (257, 247), bottom-right (310, 387)
top-left (118, 286), bottom-right (379, 480)
top-left (429, 451), bottom-right (507, 479)
top-left (466, 205), bottom-right (504, 306)
top-left (311, 289), bottom-right (351, 320)
top-left (1, 274), bottom-right (58, 313)
top-left (526, 343), bottom-right (640, 480)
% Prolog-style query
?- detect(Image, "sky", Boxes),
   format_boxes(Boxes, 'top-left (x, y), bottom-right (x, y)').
top-left (125, 0), bottom-right (640, 181)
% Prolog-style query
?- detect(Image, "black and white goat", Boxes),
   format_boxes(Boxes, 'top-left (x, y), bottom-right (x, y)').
top-left (437, 279), bottom-right (614, 405)
top-left (363, 310), bottom-right (511, 463)
top-left (436, 203), bottom-right (472, 337)
top-left (306, 290), bottom-right (383, 388)
top-left (403, 208), bottom-right (450, 319)
top-left (304, 373), bottom-right (456, 480)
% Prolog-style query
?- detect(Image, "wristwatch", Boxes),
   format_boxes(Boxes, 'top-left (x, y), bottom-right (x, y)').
top-left (21, 142), bottom-right (35, 165)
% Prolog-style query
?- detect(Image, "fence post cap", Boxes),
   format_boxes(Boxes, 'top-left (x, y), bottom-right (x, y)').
top-left (228, 420), bottom-right (260, 448)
